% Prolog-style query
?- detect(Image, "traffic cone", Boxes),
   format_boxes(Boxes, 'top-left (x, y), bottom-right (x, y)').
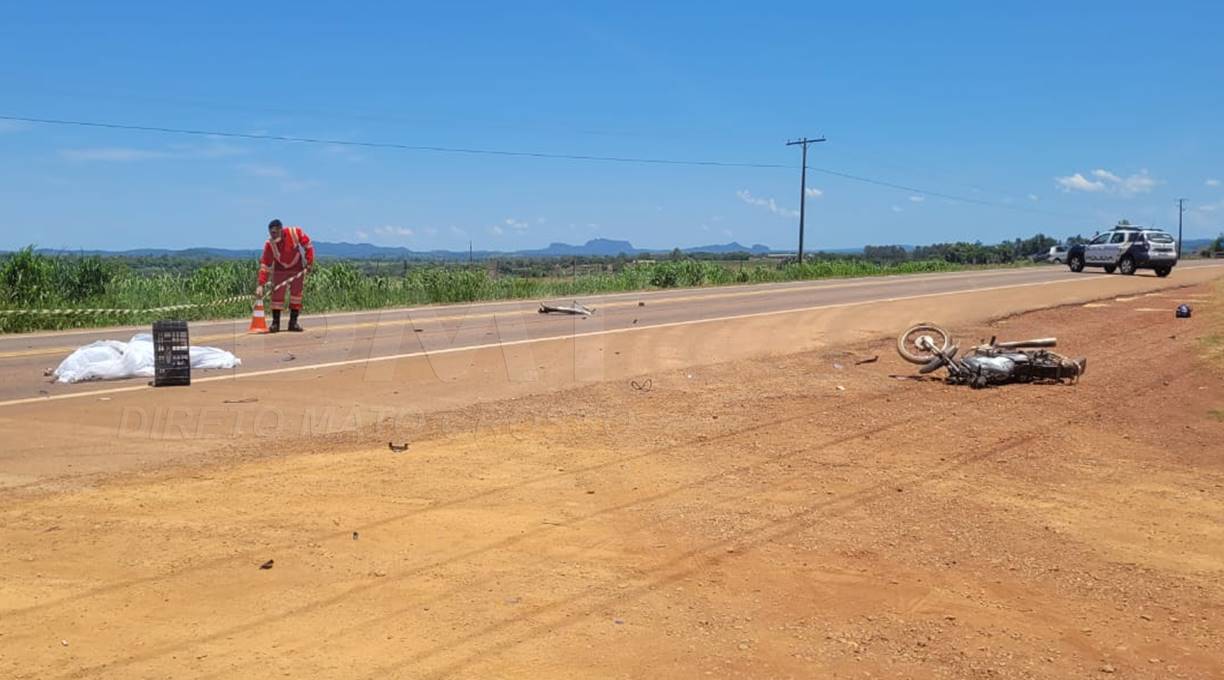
top-left (248, 297), bottom-right (269, 334)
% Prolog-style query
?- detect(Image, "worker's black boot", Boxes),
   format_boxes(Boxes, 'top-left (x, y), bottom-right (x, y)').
top-left (288, 309), bottom-right (304, 332)
top-left (269, 309), bottom-right (281, 333)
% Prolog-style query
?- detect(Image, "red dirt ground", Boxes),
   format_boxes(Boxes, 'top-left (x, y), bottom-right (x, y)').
top-left (1, 283), bottom-right (1221, 679)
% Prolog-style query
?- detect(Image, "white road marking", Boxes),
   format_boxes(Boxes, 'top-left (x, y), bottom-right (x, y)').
top-left (1, 273), bottom-right (1202, 409)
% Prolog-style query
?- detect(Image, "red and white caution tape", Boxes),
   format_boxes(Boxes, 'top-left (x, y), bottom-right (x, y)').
top-left (0, 270), bottom-right (308, 317)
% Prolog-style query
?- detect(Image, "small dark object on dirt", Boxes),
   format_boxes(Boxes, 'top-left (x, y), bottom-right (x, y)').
top-left (282, 353), bottom-right (296, 362)
top-left (413, 328), bottom-right (424, 332)
top-left (638, 301), bottom-right (645, 307)
top-left (222, 397), bottom-right (258, 404)
top-left (1176, 304), bottom-right (1192, 318)
top-left (352, 531), bottom-right (359, 540)
top-left (631, 379), bottom-right (653, 392)
top-left (259, 559), bottom-right (274, 570)
top-left (388, 442), bottom-right (409, 452)
top-left (855, 355), bottom-right (879, 365)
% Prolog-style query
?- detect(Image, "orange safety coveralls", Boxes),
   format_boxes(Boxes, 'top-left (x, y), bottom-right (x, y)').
top-left (258, 226), bottom-right (314, 311)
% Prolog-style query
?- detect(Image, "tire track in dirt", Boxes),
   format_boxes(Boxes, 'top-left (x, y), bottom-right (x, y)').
top-left (96, 330), bottom-right (1165, 680)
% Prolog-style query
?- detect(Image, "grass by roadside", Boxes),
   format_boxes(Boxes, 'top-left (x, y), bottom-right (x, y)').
top-left (0, 253), bottom-right (981, 334)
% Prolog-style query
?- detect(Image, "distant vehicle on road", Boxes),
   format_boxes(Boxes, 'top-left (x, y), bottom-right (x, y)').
top-left (1028, 245), bottom-right (1068, 263)
top-left (1067, 226), bottom-right (1177, 277)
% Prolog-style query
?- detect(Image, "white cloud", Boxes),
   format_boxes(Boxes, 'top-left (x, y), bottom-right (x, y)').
top-left (721, 228), bottom-right (733, 237)
top-left (805, 187), bottom-right (823, 198)
top-left (240, 163), bottom-right (290, 178)
top-left (1055, 173), bottom-right (1107, 193)
top-left (891, 205), bottom-right (903, 213)
top-left (1207, 178), bottom-right (1221, 188)
top-left (60, 147), bottom-right (171, 162)
top-left (1056, 168), bottom-right (1160, 196)
top-left (1091, 169), bottom-right (1122, 183)
top-left (423, 226), bottom-right (439, 236)
top-left (1028, 193), bottom-right (1040, 202)
top-left (355, 230), bottom-right (370, 240)
top-left (1119, 171), bottom-right (1158, 194)
top-left (177, 142), bottom-right (245, 159)
top-left (490, 225), bottom-right (505, 236)
top-left (449, 226), bottom-right (467, 238)
top-left (279, 179), bottom-right (321, 193)
top-left (373, 225), bottom-right (414, 237)
top-left (736, 189), bottom-right (799, 218)
top-left (61, 142), bottom-right (245, 162)
top-left (908, 195), bottom-right (925, 203)
top-left (699, 223), bottom-right (710, 232)
top-left (503, 218), bottom-right (529, 232)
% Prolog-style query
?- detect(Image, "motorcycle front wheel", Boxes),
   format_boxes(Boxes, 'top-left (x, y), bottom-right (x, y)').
top-left (897, 322), bottom-right (953, 364)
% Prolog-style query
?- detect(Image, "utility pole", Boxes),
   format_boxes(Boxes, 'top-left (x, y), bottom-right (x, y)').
top-left (786, 136), bottom-right (826, 263)
top-left (1177, 198), bottom-right (1186, 259)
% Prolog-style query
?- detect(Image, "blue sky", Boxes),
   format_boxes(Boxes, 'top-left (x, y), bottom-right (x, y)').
top-left (1, 2), bottom-right (1222, 252)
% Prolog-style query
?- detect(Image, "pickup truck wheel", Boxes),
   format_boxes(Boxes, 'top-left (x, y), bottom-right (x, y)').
top-left (1118, 256), bottom-right (1136, 275)
top-left (1068, 255), bottom-right (1084, 272)
top-left (1155, 266), bottom-right (1171, 277)
top-left (1103, 264), bottom-right (1116, 274)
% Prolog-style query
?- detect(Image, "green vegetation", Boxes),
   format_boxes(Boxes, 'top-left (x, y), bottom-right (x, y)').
top-left (0, 246), bottom-right (970, 333)
top-left (1197, 233), bottom-right (1224, 258)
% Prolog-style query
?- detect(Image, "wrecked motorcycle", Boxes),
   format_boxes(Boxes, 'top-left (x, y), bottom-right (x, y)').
top-left (896, 322), bottom-right (1086, 388)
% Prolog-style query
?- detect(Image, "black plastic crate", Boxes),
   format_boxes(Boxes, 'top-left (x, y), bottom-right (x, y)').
top-left (152, 320), bottom-right (191, 387)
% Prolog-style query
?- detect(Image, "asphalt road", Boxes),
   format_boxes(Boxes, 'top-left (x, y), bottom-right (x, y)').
top-left (2, 262), bottom-right (1221, 405)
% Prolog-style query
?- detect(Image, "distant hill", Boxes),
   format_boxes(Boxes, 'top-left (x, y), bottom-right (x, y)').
top-left (27, 238), bottom-right (778, 260)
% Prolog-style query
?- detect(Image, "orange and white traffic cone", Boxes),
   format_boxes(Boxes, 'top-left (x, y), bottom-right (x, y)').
top-left (248, 297), bottom-right (269, 334)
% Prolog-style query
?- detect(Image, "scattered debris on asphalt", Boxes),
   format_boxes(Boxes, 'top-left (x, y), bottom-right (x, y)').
top-left (1176, 304), bottom-right (1192, 318)
top-left (259, 559), bottom-right (274, 570)
top-left (897, 322), bottom-right (1086, 388)
top-left (388, 442), bottom-right (409, 452)
top-left (630, 379), bottom-right (653, 392)
top-left (538, 301), bottom-right (594, 316)
top-left (855, 355), bottom-right (880, 365)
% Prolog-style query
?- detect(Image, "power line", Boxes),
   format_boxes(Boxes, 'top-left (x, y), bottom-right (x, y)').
top-left (0, 114), bottom-right (790, 170)
top-left (1, 113), bottom-right (1095, 221)
top-left (805, 166), bottom-right (1092, 221)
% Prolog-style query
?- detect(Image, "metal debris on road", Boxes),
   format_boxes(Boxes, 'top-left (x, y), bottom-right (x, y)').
top-left (1176, 304), bottom-right (1192, 318)
top-left (259, 559), bottom-right (274, 570)
top-left (855, 355), bottom-right (879, 365)
top-left (388, 442), bottom-right (409, 452)
top-left (538, 301), bottom-right (594, 316)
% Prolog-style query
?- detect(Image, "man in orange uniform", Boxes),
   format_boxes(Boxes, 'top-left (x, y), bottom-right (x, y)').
top-left (255, 219), bottom-right (315, 332)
